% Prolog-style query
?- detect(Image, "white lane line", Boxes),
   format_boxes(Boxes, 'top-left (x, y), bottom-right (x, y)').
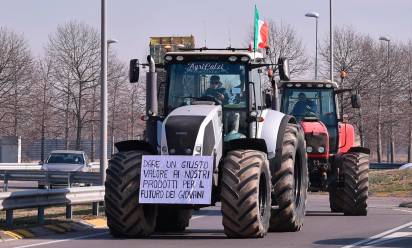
top-left (191, 215), bottom-right (209, 220)
top-left (12, 231), bottom-right (109, 248)
top-left (392, 208), bottom-right (412, 214)
top-left (360, 231), bottom-right (412, 247)
top-left (12, 215), bottom-right (209, 248)
top-left (342, 221), bottom-right (412, 248)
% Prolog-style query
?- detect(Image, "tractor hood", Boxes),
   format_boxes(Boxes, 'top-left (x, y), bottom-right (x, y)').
top-left (160, 105), bottom-right (223, 157)
top-left (300, 119), bottom-right (330, 158)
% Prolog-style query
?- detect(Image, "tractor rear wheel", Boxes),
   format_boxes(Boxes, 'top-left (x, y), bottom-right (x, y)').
top-left (105, 150), bottom-right (158, 238)
top-left (221, 149), bottom-right (271, 238)
top-left (341, 152), bottom-right (369, 216)
top-left (156, 207), bottom-right (192, 232)
top-left (269, 123), bottom-right (308, 232)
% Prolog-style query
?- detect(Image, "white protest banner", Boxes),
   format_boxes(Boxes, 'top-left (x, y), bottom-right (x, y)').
top-left (139, 155), bottom-right (214, 204)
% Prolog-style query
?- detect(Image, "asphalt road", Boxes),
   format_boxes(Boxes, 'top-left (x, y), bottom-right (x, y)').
top-left (3, 194), bottom-right (412, 248)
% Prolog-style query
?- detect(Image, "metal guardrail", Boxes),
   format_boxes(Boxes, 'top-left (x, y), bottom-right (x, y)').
top-left (0, 162), bottom-right (100, 171)
top-left (370, 163), bottom-right (403, 170)
top-left (0, 186), bottom-right (104, 227)
top-left (0, 163), bottom-right (41, 170)
top-left (0, 170), bottom-right (101, 192)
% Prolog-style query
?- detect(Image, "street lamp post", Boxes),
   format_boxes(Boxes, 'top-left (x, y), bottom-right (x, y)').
top-left (329, 0), bottom-right (334, 83)
top-left (305, 12), bottom-right (319, 80)
top-left (100, 0), bottom-right (108, 185)
top-left (379, 36), bottom-right (393, 163)
top-left (107, 39), bottom-right (118, 156)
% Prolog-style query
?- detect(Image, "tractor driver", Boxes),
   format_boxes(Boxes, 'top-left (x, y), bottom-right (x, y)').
top-left (291, 92), bottom-right (317, 118)
top-left (203, 75), bottom-right (228, 104)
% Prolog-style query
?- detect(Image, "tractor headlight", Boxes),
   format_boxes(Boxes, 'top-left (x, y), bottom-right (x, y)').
top-left (306, 146), bottom-right (313, 153)
top-left (185, 148), bottom-right (192, 154)
top-left (169, 148), bottom-right (176, 154)
top-left (318, 146), bottom-right (325, 153)
top-left (161, 146), bottom-right (168, 153)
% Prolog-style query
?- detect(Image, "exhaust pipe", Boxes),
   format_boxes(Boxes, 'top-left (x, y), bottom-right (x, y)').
top-left (146, 55), bottom-right (158, 116)
top-left (145, 55), bottom-right (158, 149)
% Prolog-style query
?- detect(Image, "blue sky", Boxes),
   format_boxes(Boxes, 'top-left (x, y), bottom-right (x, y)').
top-left (0, 0), bottom-right (411, 62)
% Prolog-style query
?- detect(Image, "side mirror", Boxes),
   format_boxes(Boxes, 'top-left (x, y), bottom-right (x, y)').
top-left (278, 57), bottom-right (290, 81)
top-left (129, 59), bottom-right (140, 83)
top-left (351, 94), bottom-right (361, 108)
top-left (265, 93), bottom-right (272, 108)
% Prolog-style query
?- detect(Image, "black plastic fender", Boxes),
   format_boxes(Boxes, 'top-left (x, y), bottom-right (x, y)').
top-left (348, 146), bottom-right (370, 155)
top-left (224, 138), bottom-right (268, 155)
top-left (114, 140), bottom-right (157, 155)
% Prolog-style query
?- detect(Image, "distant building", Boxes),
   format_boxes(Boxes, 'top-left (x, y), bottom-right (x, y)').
top-left (149, 36), bottom-right (195, 64)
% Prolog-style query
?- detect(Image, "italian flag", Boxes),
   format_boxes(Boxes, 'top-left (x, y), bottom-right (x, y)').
top-left (253, 5), bottom-right (269, 51)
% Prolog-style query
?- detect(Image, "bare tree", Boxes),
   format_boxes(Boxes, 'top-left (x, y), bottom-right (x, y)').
top-left (0, 27), bottom-right (33, 135)
top-left (246, 21), bottom-right (311, 88)
top-left (107, 54), bottom-right (128, 154)
top-left (266, 21), bottom-right (311, 77)
top-left (47, 21), bottom-right (100, 150)
top-left (30, 58), bottom-right (57, 161)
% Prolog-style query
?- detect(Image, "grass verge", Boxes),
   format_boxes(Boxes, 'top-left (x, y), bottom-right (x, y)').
top-left (369, 168), bottom-right (412, 197)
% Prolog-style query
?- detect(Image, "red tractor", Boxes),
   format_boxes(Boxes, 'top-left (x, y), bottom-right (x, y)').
top-left (276, 71), bottom-right (369, 215)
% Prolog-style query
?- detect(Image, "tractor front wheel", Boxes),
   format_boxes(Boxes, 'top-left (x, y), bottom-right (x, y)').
top-left (220, 149), bottom-right (271, 238)
top-left (269, 123), bottom-right (308, 232)
top-left (105, 150), bottom-right (158, 238)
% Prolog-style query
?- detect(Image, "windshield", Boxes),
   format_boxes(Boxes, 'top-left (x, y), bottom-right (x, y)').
top-left (282, 88), bottom-right (336, 123)
top-left (47, 153), bottom-right (84, 164)
top-left (167, 61), bottom-right (247, 111)
top-left (281, 88), bottom-right (338, 152)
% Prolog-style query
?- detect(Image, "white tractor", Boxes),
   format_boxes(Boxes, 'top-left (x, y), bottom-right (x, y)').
top-left (104, 48), bottom-right (308, 238)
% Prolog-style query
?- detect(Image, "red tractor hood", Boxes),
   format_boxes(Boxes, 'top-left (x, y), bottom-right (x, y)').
top-left (300, 120), bottom-right (330, 159)
top-left (300, 120), bottom-right (328, 135)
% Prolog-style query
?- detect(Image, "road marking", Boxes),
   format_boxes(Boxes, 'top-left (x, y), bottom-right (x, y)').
top-left (191, 215), bottom-right (208, 220)
top-left (4, 231), bottom-right (22, 240)
top-left (392, 208), bottom-right (412, 214)
top-left (12, 215), bottom-right (208, 248)
top-left (82, 218), bottom-right (107, 228)
top-left (359, 231), bottom-right (412, 247)
top-left (342, 221), bottom-right (412, 248)
top-left (13, 229), bottom-right (35, 238)
top-left (12, 231), bottom-right (109, 248)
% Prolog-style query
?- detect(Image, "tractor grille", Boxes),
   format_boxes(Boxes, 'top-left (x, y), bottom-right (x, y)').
top-left (165, 115), bottom-right (205, 155)
top-left (305, 133), bottom-right (327, 154)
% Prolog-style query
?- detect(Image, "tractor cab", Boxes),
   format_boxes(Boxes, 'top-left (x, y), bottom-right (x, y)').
top-left (279, 80), bottom-right (340, 154)
top-left (161, 49), bottom-right (267, 143)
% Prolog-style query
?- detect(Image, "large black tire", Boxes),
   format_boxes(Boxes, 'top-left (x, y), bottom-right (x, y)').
top-left (220, 150), bottom-right (271, 238)
top-left (105, 150), bottom-right (158, 238)
top-left (156, 207), bottom-right (192, 232)
top-left (341, 152), bottom-right (369, 216)
top-left (329, 156), bottom-right (344, 213)
top-left (329, 185), bottom-right (344, 213)
top-left (269, 123), bottom-right (308, 232)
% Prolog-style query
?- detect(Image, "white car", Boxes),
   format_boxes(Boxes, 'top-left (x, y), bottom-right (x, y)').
top-left (399, 163), bottom-right (412, 170)
top-left (39, 150), bottom-right (91, 188)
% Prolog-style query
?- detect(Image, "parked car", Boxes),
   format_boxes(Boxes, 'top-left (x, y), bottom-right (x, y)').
top-left (38, 150), bottom-right (91, 189)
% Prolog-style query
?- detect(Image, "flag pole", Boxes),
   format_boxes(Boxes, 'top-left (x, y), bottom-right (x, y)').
top-left (253, 5), bottom-right (256, 57)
